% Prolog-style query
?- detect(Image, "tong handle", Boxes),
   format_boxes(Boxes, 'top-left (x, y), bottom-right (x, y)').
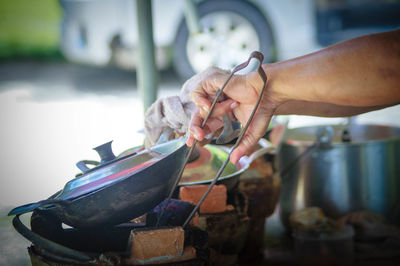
top-left (199, 52), bottom-right (266, 129)
top-left (182, 51), bottom-right (267, 227)
top-left (157, 51), bottom-right (267, 228)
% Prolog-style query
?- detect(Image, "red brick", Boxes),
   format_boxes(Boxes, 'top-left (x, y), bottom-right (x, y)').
top-left (129, 227), bottom-right (184, 263)
top-left (189, 212), bottom-right (199, 227)
top-left (179, 184), bottom-right (227, 213)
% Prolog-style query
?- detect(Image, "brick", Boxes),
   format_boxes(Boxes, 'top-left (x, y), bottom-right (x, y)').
top-left (197, 211), bottom-right (249, 254)
top-left (189, 212), bottom-right (199, 227)
top-left (238, 173), bottom-right (281, 218)
top-left (179, 184), bottom-right (227, 213)
top-left (129, 227), bottom-right (184, 263)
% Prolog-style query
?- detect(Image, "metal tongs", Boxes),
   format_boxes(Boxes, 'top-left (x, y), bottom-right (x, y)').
top-left (157, 51), bottom-right (267, 228)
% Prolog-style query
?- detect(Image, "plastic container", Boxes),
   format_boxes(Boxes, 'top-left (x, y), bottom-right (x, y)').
top-left (293, 226), bottom-right (354, 266)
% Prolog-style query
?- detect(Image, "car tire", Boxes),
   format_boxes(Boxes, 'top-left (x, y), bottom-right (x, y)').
top-left (173, 0), bottom-right (275, 81)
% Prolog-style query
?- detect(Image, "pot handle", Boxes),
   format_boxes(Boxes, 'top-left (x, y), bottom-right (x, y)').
top-left (12, 214), bottom-right (95, 262)
top-left (232, 138), bottom-right (275, 167)
top-left (217, 138), bottom-right (274, 167)
top-left (246, 138), bottom-right (275, 163)
top-left (8, 199), bottom-right (69, 216)
top-left (316, 126), bottom-right (334, 148)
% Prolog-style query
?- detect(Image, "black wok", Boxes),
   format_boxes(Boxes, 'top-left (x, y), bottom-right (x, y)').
top-left (9, 138), bottom-right (188, 228)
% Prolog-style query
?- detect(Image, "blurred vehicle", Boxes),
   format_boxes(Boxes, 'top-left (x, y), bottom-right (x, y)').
top-left (60, 0), bottom-right (400, 80)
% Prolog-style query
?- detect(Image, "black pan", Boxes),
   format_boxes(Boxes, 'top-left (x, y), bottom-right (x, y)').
top-left (8, 138), bottom-right (188, 228)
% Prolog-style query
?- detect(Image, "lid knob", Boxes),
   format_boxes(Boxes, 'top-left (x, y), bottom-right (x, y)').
top-left (93, 141), bottom-right (116, 164)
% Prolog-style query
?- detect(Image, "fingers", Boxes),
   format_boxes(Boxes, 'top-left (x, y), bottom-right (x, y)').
top-left (230, 111), bottom-right (272, 164)
top-left (230, 135), bottom-right (262, 165)
top-left (186, 111), bottom-right (224, 147)
top-left (212, 100), bottom-right (239, 117)
top-left (189, 98), bottom-right (239, 145)
top-left (199, 99), bottom-right (239, 118)
top-left (186, 67), bottom-right (272, 164)
top-left (191, 93), bottom-right (212, 114)
top-left (188, 108), bottom-right (271, 166)
top-left (186, 134), bottom-right (196, 147)
top-left (189, 68), bottom-right (231, 111)
top-left (187, 112), bottom-right (205, 147)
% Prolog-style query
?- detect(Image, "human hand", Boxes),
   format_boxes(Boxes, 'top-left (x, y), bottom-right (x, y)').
top-left (187, 65), bottom-right (281, 164)
top-left (144, 66), bottom-right (235, 148)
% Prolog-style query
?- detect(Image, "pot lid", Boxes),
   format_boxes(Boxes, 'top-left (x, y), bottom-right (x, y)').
top-left (56, 138), bottom-right (186, 200)
top-left (284, 124), bottom-right (400, 145)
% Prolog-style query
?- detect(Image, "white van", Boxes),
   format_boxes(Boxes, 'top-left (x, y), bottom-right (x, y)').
top-left (60, 0), bottom-right (400, 80)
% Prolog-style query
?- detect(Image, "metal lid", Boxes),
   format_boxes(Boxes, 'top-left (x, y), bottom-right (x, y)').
top-left (284, 124), bottom-right (400, 146)
top-left (56, 138), bottom-right (186, 200)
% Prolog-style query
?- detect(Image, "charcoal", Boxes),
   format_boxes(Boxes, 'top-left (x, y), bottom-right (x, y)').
top-left (146, 199), bottom-right (195, 227)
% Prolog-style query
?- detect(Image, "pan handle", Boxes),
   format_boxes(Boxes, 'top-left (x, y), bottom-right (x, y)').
top-left (8, 199), bottom-right (69, 216)
top-left (76, 160), bottom-right (100, 173)
top-left (12, 214), bottom-right (95, 262)
top-left (248, 138), bottom-right (275, 161)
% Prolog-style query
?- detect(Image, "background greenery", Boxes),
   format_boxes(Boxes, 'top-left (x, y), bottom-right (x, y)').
top-left (0, 0), bottom-right (63, 59)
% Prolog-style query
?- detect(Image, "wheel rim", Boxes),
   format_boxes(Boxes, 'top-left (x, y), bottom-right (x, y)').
top-left (186, 11), bottom-right (261, 73)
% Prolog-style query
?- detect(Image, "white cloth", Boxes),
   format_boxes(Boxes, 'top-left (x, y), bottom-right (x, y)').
top-left (144, 67), bottom-right (230, 148)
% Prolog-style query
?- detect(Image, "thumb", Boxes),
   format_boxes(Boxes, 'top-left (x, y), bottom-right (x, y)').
top-left (230, 111), bottom-right (272, 164)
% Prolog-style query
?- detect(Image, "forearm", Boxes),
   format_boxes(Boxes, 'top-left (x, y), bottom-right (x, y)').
top-left (264, 29), bottom-right (400, 107)
top-left (186, 29), bottom-right (400, 164)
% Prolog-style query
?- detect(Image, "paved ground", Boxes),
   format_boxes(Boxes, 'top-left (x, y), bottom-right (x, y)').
top-left (0, 207), bottom-right (31, 265)
top-left (0, 60), bottom-right (399, 265)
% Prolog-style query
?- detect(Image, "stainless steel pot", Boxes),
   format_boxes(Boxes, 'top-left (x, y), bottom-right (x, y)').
top-left (278, 124), bottom-right (400, 227)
